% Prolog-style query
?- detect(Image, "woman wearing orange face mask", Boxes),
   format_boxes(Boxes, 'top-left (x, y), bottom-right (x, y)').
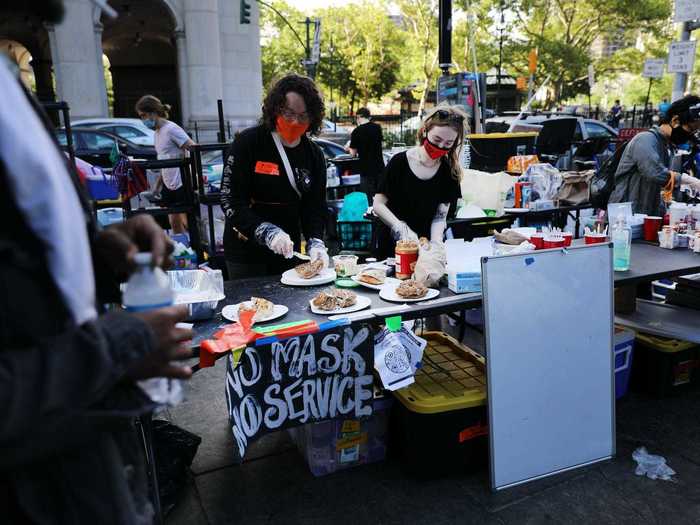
top-left (220, 74), bottom-right (329, 278)
top-left (373, 106), bottom-right (467, 259)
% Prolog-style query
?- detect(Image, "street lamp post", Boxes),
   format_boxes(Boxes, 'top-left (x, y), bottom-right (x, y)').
top-left (496, 0), bottom-right (505, 115)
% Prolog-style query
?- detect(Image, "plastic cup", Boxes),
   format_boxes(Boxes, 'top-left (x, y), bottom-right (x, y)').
top-left (529, 232), bottom-right (545, 250)
top-left (561, 232), bottom-right (573, 247)
top-left (543, 237), bottom-right (566, 249)
top-left (585, 233), bottom-right (607, 244)
top-left (643, 216), bottom-right (663, 242)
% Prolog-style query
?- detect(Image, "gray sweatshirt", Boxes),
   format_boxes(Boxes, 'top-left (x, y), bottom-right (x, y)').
top-left (608, 126), bottom-right (681, 216)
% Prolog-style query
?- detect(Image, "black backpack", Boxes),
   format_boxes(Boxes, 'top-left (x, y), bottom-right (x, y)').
top-left (589, 140), bottom-right (630, 209)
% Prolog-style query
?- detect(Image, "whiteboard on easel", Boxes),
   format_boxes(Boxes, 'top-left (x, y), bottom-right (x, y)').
top-left (482, 244), bottom-right (615, 491)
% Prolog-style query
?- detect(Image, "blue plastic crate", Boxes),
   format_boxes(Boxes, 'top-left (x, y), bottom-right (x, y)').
top-left (337, 220), bottom-right (372, 251)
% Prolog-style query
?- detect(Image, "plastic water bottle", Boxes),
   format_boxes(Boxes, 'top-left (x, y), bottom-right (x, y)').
top-left (123, 253), bottom-right (173, 311)
top-left (123, 252), bottom-right (183, 406)
top-left (611, 221), bottom-right (631, 272)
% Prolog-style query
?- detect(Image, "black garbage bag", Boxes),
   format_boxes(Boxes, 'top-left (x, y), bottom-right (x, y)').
top-left (152, 420), bottom-right (202, 515)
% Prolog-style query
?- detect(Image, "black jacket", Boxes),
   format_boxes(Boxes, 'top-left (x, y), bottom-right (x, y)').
top-left (0, 85), bottom-right (157, 524)
top-left (220, 125), bottom-right (327, 271)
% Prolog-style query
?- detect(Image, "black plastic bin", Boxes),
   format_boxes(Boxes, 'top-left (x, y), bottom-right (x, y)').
top-left (390, 332), bottom-right (489, 477)
top-left (631, 333), bottom-right (700, 397)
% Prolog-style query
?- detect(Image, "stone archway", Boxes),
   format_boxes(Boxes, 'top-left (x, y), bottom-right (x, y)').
top-left (0, 9), bottom-right (54, 102)
top-left (101, 0), bottom-right (181, 123)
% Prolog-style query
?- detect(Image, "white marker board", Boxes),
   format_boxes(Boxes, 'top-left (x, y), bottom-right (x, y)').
top-left (482, 244), bottom-right (615, 491)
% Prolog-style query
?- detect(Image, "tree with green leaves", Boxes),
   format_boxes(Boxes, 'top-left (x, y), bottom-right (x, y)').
top-left (395, 0), bottom-right (439, 117)
top-left (454, 0), bottom-right (671, 107)
top-left (315, 1), bottom-right (402, 114)
top-left (259, 0), bottom-right (307, 91)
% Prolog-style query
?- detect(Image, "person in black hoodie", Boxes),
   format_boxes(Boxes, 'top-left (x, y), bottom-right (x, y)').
top-left (220, 74), bottom-right (329, 278)
top-left (0, 4), bottom-right (193, 522)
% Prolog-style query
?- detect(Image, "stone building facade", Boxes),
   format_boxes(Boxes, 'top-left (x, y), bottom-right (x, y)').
top-left (1, 0), bottom-right (263, 138)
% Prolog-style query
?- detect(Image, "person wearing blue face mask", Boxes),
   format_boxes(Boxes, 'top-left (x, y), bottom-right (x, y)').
top-left (136, 95), bottom-right (195, 234)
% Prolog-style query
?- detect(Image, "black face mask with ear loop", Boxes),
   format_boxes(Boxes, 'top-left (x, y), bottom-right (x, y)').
top-left (671, 124), bottom-right (693, 145)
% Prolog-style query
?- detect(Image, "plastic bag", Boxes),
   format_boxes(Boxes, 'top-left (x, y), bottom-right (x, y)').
top-left (461, 169), bottom-right (515, 217)
top-left (338, 192), bottom-right (369, 221)
top-left (632, 447), bottom-right (676, 481)
top-left (414, 239), bottom-right (447, 287)
top-left (523, 163), bottom-right (563, 201)
top-left (507, 155), bottom-right (539, 174)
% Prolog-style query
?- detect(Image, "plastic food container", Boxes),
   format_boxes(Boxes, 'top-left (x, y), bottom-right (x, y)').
top-left (288, 396), bottom-right (392, 477)
top-left (168, 269), bottom-right (225, 321)
top-left (341, 174), bottom-right (361, 186)
top-left (561, 232), bottom-right (573, 246)
top-left (395, 241), bottom-right (419, 279)
top-left (333, 254), bottom-right (359, 277)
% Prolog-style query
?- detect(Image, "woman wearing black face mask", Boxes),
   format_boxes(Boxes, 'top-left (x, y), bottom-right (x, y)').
top-left (609, 95), bottom-right (700, 216)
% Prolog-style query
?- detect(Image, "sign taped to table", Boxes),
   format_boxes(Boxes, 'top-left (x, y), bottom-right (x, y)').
top-left (225, 324), bottom-right (374, 461)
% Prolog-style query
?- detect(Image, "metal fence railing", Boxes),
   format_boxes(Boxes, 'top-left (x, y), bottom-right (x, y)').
top-left (332, 111), bottom-right (419, 150)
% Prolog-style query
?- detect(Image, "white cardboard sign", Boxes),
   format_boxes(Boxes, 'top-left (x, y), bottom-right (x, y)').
top-left (643, 58), bottom-right (666, 78)
top-left (668, 40), bottom-right (697, 73)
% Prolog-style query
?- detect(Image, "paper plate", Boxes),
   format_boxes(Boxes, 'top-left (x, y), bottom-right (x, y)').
top-left (309, 295), bottom-right (372, 315)
top-left (281, 268), bottom-right (336, 286)
top-left (351, 275), bottom-right (400, 291)
top-left (379, 283), bottom-right (439, 303)
top-left (221, 303), bottom-right (289, 324)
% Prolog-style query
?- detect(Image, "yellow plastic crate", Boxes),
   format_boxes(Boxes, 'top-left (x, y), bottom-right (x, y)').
top-left (636, 333), bottom-right (695, 354)
top-left (393, 331), bottom-right (486, 414)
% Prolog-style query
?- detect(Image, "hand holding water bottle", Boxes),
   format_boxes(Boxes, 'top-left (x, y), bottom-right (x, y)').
top-left (123, 252), bottom-right (192, 403)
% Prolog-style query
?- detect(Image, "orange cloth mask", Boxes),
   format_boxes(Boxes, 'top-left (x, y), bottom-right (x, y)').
top-left (276, 115), bottom-right (308, 143)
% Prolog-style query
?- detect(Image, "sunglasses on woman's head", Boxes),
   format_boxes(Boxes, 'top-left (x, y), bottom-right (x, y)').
top-left (431, 109), bottom-right (464, 123)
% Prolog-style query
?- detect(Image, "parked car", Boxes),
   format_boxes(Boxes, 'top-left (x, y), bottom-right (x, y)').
top-left (321, 119), bottom-right (352, 134)
top-left (485, 113), bottom-right (618, 141)
top-left (56, 127), bottom-right (157, 168)
top-left (71, 118), bottom-right (155, 146)
top-left (202, 137), bottom-right (349, 192)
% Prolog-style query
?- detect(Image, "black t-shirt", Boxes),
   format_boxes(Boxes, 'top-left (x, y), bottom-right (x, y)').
top-left (220, 125), bottom-right (327, 268)
top-left (350, 121), bottom-right (385, 177)
top-left (375, 151), bottom-right (460, 257)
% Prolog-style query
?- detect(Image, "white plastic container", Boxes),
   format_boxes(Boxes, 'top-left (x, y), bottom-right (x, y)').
top-left (669, 202), bottom-right (688, 226)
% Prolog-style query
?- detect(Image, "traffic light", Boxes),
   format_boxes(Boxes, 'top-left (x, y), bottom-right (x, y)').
top-left (240, 0), bottom-right (251, 24)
